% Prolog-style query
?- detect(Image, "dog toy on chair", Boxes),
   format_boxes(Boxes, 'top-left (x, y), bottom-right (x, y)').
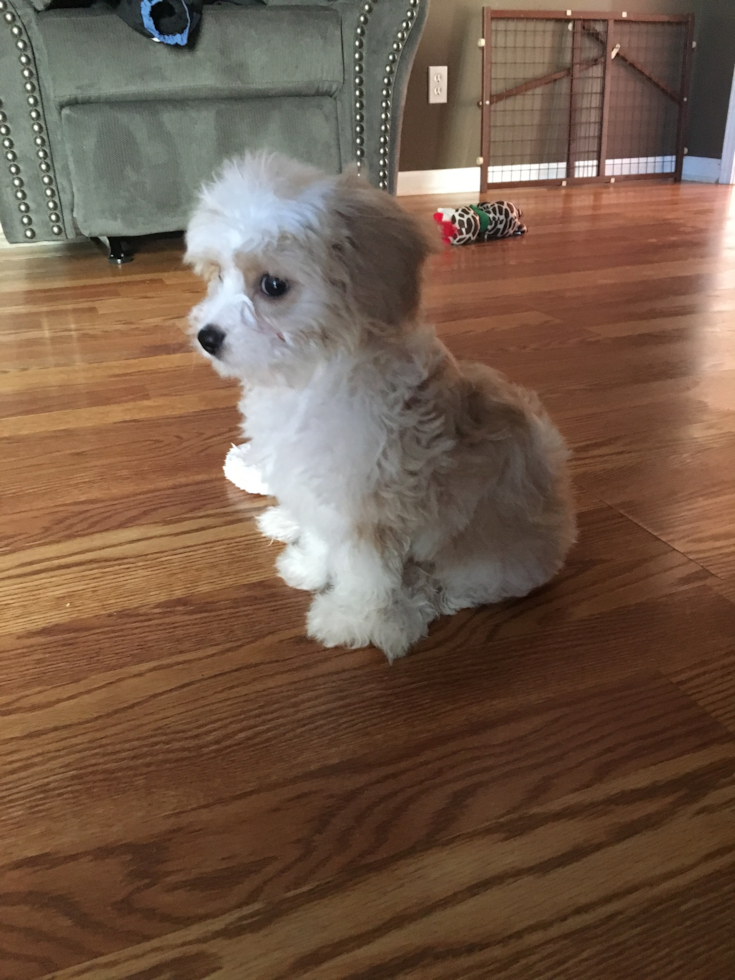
top-left (434, 202), bottom-right (527, 246)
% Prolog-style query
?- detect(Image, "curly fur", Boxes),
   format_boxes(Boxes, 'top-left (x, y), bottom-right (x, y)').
top-left (186, 152), bottom-right (576, 661)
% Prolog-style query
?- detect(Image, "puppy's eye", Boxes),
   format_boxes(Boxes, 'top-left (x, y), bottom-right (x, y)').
top-left (260, 274), bottom-right (289, 298)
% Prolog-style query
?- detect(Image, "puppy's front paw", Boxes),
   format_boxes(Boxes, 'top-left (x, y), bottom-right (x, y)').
top-left (277, 543), bottom-right (329, 592)
top-left (306, 593), bottom-right (423, 662)
top-left (257, 506), bottom-right (300, 544)
top-left (365, 617), bottom-right (415, 663)
top-left (306, 592), bottom-right (372, 650)
top-left (224, 445), bottom-right (271, 496)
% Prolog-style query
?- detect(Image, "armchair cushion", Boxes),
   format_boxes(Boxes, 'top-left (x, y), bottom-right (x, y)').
top-left (35, 3), bottom-right (344, 105)
top-left (23, 0), bottom-right (265, 14)
top-left (61, 96), bottom-right (341, 237)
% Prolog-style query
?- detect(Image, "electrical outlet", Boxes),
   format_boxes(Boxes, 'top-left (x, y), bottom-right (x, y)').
top-left (428, 66), bottom-right (447, 104)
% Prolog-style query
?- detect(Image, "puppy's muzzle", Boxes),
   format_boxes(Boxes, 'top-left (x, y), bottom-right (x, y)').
top-left (198, 324), bottom-right (225, 357)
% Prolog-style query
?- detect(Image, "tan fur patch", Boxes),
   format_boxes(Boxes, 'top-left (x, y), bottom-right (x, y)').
top-left (328, 173), bottom-right (434, 329)
top-left (192, 258), bottom-right (221, 283)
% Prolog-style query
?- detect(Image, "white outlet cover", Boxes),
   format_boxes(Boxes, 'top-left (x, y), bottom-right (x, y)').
top-left (429, 65), bottom-right (448, 104)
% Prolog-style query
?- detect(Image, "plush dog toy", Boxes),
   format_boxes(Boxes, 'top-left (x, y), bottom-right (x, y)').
top-left (434, 201), bottom-right (527, 246)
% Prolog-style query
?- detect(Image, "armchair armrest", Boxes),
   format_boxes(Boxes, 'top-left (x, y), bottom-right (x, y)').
top-left (341, 0), bottom-right (428, 193)
top-left (0, 0), bottom-right (69, 243)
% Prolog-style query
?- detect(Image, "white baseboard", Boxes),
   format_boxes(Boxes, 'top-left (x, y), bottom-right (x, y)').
top-left (682, 156), bottom-right (722, 183)
top-left (398, 156), bottom-right (724, 195)
top-left (397, 167), bottom-right (481, 196)
top-left (605, 155), bottom-right (675, 176)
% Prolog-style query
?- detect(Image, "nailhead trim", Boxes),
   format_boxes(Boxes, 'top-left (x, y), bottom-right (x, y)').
top-left (0, 0), bottom-right (63, 239)
top-left (354, 0), bottom-right (420, 190)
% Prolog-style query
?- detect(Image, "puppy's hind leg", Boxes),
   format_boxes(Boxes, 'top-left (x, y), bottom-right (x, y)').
top-left (435, 508), bottom-right (571, 615)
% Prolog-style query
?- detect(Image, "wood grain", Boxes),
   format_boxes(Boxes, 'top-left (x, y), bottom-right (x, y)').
top-left (31, 745), bottom-right (735, 980)
top-left (1, 182), bottom-right (734, 980)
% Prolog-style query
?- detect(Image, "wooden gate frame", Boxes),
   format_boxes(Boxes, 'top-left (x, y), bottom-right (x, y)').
top-left (479, 10), bottom-right (695, 194)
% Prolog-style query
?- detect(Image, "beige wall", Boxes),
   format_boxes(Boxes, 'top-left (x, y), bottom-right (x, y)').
top-left (399, 0), bottom-right (705, 172)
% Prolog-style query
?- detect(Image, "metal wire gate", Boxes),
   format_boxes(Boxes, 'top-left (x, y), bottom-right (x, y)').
top-left (479, 10), bottom-right (695, 193)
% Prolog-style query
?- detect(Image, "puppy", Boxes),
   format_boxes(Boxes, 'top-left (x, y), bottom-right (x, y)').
top-left (186, 152), bottom-right (576, 661)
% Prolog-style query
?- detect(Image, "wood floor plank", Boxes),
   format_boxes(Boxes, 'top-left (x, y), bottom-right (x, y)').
top-left (708, 576), bottom-right (735, 605)
top-left (0, 391), bottom-right (238, 439)
top-left (1, 671), bottom-right (729, 975)
top-left (581, 443), bottom-right (735, 580)
top-left (0, 479), bottom-right (255, 555)
top-left (3, 494), bottom-right (731, 711)
top-left (31, 744), bottom-right (735, 980)
top-left (1, 181), bottom-right (734, 980)
top-left (669, 657), bottom-right (735, 734)
top-left (0, 353), bottom-right (201, 397)
top-left (458, 865), bottom-right (735, 980)
top-left (0, 515), bottom-right (276, 636)
top-left (1, 408), bottom-right (240, 506)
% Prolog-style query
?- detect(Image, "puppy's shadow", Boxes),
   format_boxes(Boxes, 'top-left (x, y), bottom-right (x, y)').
top-left (384, 577), bottom-right (576, 713)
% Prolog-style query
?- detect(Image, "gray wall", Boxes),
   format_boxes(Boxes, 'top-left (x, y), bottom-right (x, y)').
top-left (688, 0), bottom-right (735, 158)
top-left (399, 0), bottom-right (719, 172)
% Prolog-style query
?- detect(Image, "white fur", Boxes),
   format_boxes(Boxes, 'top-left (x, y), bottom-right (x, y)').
top-left (187, 152), bottom-right (576, 661)
top-left (186, 154), bottom-right (333, 258)
top-left (224, 444), bottom-right (271, 495)
top-left (256, 506), bottom-right (301, 544)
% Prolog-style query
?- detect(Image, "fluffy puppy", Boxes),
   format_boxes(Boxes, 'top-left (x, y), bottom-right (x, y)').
top-left (186, 152), bottom-right (576, 661)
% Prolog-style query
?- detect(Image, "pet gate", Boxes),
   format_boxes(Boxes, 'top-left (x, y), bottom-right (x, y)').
top-left (479, 9), bottom-right (695, 193)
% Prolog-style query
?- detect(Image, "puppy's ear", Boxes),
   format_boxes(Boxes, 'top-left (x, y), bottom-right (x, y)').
top-left (328, 173), bottom-right (433, 326)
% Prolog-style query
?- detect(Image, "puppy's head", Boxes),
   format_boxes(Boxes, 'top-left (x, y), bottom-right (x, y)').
top-left (185, 152), bottom-right (431, 382)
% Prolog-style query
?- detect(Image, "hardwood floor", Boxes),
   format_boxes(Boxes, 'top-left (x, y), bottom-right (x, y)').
top-left (1, 182), bottom-right (734, 980)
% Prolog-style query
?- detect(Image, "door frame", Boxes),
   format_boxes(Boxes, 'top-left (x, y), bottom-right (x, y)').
top-left (720, 65), bottom-right (735, 185)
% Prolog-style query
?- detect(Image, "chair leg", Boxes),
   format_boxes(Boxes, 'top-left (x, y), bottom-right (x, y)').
top-left (108, 237), bottom-right (135, 264)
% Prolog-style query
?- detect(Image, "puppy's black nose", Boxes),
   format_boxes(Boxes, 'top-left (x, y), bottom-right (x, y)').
top-left (198, 324), bottom-right (225, 356)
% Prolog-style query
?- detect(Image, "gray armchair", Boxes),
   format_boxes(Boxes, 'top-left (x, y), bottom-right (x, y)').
top-left (0, 0), bottom-right (428, 255)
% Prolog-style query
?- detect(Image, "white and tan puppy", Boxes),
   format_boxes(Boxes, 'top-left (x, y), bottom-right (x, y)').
top-left (186, 152), bottom-right (576, 661)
